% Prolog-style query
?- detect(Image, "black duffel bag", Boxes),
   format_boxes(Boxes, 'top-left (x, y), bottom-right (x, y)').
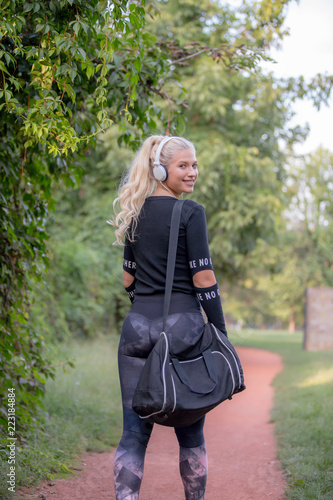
top-left (132, 200), bottom-right (246, 428)
top-left (132, 321), bottom-right (245, 427)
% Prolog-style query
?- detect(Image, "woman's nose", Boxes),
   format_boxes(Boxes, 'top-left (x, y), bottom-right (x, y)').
top-left (189, 166), bottom-right (198, 177)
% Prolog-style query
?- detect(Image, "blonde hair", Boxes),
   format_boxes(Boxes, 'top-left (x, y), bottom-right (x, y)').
top-left (110, 135), bottom-right (195, 245)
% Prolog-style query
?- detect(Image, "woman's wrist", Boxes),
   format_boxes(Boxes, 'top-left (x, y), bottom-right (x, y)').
top-left (125, 278), bottom-right (137, 303)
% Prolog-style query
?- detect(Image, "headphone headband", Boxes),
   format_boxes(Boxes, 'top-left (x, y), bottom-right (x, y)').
top-left (153, 136), bottom-right (175, 167)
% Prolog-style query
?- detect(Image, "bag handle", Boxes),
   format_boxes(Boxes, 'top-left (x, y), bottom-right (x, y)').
top-left (171, 350), bottom-right (217, 394)
top-left (162, 200), bottom-right (185, 332)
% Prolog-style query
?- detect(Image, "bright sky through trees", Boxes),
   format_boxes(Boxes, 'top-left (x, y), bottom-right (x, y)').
top-left (263, 0), bottom-right (333, 154)
top-left (229, 0), bottom-right (333, 153)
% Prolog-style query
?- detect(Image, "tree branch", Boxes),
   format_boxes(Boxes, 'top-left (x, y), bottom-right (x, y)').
top-left (170, 48), bottom-right (210, 65)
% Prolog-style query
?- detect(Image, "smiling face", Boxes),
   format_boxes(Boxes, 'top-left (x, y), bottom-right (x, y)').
top-left (164, 148), bottom-right (198, 197)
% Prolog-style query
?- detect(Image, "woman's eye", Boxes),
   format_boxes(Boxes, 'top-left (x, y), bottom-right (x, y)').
top-left (179, 164), bottom-right (198, 169)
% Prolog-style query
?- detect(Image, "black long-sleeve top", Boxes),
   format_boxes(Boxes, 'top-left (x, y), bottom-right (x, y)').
top-left (123, 197), bottom-right (214, 296)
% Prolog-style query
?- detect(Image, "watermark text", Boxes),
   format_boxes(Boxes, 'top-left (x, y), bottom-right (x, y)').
top-left (7, 388), bottom-right (16, 493)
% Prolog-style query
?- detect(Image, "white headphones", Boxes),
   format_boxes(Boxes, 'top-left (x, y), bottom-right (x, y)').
top-left (153, 136), bottom-right (175, 181)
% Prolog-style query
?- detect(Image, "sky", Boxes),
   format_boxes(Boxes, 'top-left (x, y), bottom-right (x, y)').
top-left (229, 0), bottom-right (333, 154)
top-left (262, 0), bottom-right (333, 154)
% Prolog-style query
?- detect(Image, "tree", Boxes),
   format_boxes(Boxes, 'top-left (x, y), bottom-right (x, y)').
top-left (225, 148), bottom-right (333, 332)
top-left (282, 148), bottom-right (333, 300)
top-left (27, 129), bottom-right (134, 343)
top-left (144, 0), bottom-right (292, 283)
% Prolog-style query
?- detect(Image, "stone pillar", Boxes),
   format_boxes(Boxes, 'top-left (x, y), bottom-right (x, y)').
top-left (304, 287), bottom-right (333, 351)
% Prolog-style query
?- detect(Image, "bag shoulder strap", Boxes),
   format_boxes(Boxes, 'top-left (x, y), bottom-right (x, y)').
top-left (163, 199), bottom-right (185, 332)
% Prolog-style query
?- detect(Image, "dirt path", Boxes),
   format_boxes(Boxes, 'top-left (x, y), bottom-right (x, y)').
top-left (18, 347), bottom-right (288, 500)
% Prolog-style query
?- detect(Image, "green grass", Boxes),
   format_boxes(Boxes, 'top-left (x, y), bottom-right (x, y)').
top-left (0, 334), bottom-right (123, 499)
top-left (229, 329), bottom-right (333, 500)
top-left (1, 329), bottom-right (332, 499)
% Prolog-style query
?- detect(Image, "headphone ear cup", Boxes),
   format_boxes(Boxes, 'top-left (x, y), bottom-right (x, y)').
top-left (153, 165), bottom-right (168, 181)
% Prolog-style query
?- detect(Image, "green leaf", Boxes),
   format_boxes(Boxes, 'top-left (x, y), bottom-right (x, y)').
top-left (23, 3), bottom-right (34, 12)
top-left (134, 58), bottom-right (141, 73)
top-left (0, 61), bottom-right (10, 74)
top-left (24, 139), bottom-right (34, 148)
top-left (129, 13), bottom-right (141, 29)
top-left (4, 52), bottom-right (13, 66)
top-left (80, 22), bottom-right (88, 34)
top-left (98, 0), bottom-right (107, 12)
top-left (77, 48), bottom-right (86, 61)
top-left (73, 22), bottom-right (80, 36)
top-left (100, 65), bottom-right (108, 77)
top-left (86, 64), bottom-right (94, 79)
top-left (130, 73), bottom-right (139, 86)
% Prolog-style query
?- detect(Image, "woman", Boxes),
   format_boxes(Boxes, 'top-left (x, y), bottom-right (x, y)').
top-left (111, 135), bottom-right (227, 500)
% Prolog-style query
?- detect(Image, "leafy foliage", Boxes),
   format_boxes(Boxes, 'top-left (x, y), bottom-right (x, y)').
top-left (1, 0), bottom-right (154, 154)
top-left (211, 147), bottom-right (333, 331)
top-left (28, 131), bottom-right (134, 341)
